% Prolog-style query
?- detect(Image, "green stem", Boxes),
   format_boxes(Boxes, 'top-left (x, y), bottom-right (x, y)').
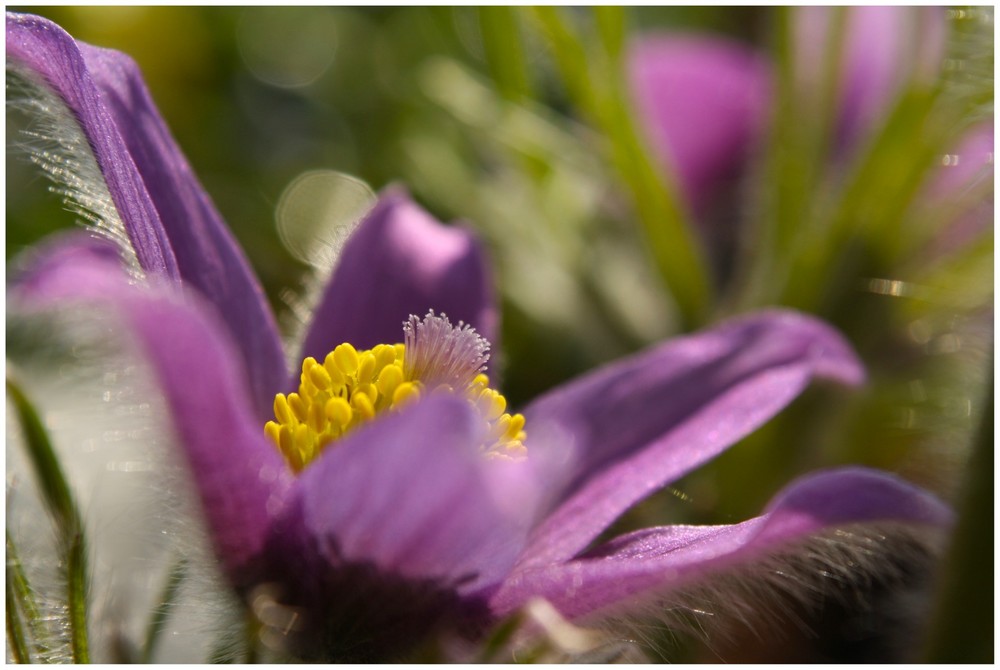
top-left (921, 358), bottom-right (993, 662)
top-left (66, 532), bottom-right (89, 663)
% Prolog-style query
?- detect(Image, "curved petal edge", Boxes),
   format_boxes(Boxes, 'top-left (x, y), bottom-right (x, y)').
top-left (491, 467), bottom-right (952, 619)
top-left (517, 309), bottom-right (865, 569)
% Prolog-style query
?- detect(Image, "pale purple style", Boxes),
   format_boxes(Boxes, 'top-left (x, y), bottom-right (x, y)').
top-left (8, 12), bottom-right (952, 662)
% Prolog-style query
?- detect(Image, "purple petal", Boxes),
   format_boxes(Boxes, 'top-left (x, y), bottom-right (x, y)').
top-left (795, 7), bottom-right (946, 149)
top-left (11, 251), bottom-right (292, 583)
top-left (491, 467), bottom-right (952, 619)
top-left (9, 232), bottom-right (135, 301)
top-left (297, 188), bottom-right (497, 371)
top-left (517, 310), bottom-right (865, 569)
top-left (78, 42), bottom-right (287, 419)
top-left (123, 290), bottom-right (295, 583)
top-left (6, 12), bottom-right (179, 279)
top-left (9, 230), bottom-right (123, 293)
top-left (298, 393), bottom-right (537, 594)
top-left (628, 35), bottom-right (771, 214)
top-left (7, 12), bottom-right (286, 418)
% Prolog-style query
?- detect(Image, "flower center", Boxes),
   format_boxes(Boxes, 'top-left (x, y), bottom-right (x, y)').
top-left (265, 311), bottom-right (526, 471)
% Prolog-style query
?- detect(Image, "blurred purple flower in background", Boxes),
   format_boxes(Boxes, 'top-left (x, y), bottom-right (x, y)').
top-left (627, 34), bottom-right (770, 218)
top-left (7, 11), bottom-right (955, 662)
top-left (629, 6), bottom-right (993, 229)
top-left (792, 6), bottom-right (947, 150)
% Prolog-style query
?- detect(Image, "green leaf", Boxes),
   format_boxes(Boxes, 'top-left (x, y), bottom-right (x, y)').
top-left (478, 7), bottom-right (532, 102)
top-left (526, 7), bottom-right (711, 329)
top-left (593, 6), bottom-right (626, 59)
top-left (6, 378), bottom-right (77, 531)
top-left (6, 530), bottom-right (52, 663)
top-left (140, 558), bottom-right (188, 663)
top-left (7, 376), bottom-right (90, 663)
top-left (6, 551), bottom-right (32, 664)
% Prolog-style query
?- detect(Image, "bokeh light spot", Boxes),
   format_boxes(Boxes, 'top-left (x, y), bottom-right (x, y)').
top-left (277, 170), bottom-right (376, 267)
top-left (237, 7), bottom-right (339, 89)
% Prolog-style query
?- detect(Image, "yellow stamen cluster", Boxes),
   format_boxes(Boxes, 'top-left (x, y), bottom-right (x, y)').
top-left (265, 340), bottom-right (527, 471)
top-left (470, 374), bottom-right (527, 460)
top-left (265, 342), bottom-right (419, 471)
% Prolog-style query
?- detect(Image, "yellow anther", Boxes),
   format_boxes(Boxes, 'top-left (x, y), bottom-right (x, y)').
top-left (351, 391), bottom-right (375, 420)
top-left (265, 421), bottom-right (281, 445)
top-left (278, 424), bottom-right (295, 455)
top-left (325, 397), bottom-right (353, 428)
top-left (477, 388), bottom-right (506, 420)
top-left (308, 402), bottom-right (327, 434)
top-left (376, 363), bottom-right (404, 398)
top-left (294, 424), bottom-right (311, 453)
top-left (322, 352), bottom-right (346, 387)
top-left (490, 414), bottom-right (511, 441)
top-left (307, 361), bottom-right (333, 390)
top-left (301, 356), bottom-right (318, 375)
top-left (356, 382), bottom-right (378, 406)
top-left (274, 394), bottom-right (294, 425)
top-left (373, 344), bottom-right (397, 371)
top-left (473, 373), bottom-right (490, 389)
top-left (507, 413), bottom-right (525, 438)
top-left (358, 352), bottom-right (377, 385)
top-left (333, 343), bottom-right (360, 375)
top-left (392, 381), bottom-right (421, 406)
top-left (300, 377), bottom-right (318, 398)
top-left (288, 393), bottom-right (308, 423)
top-left (283, 435), bottom-right (304, 471)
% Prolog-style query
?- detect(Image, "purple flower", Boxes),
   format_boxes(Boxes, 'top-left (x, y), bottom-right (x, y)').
top-left (792, 6), bottom-right (947, 150)
top-left (627, 33), bottom-right (771, 218)
top-left (629, 8), bottom-right (992, 222)
top-left (8, 12), bottom-right (952, 662)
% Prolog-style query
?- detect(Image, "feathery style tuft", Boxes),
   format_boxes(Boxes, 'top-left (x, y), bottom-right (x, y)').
top-left (403, 311), bottom-right (491, 391)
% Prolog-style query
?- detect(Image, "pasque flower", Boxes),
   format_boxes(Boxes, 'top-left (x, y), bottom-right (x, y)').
top-left (629, 7), bottom-right (993, 222)
top-left (8, 12), bottom-right (952, 662)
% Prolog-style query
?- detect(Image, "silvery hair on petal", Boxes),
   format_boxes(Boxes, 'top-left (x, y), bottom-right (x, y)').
top-left (590, 523), bottom-right (947, 662)
top-left (6, 63), bottom-right (142, 278)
